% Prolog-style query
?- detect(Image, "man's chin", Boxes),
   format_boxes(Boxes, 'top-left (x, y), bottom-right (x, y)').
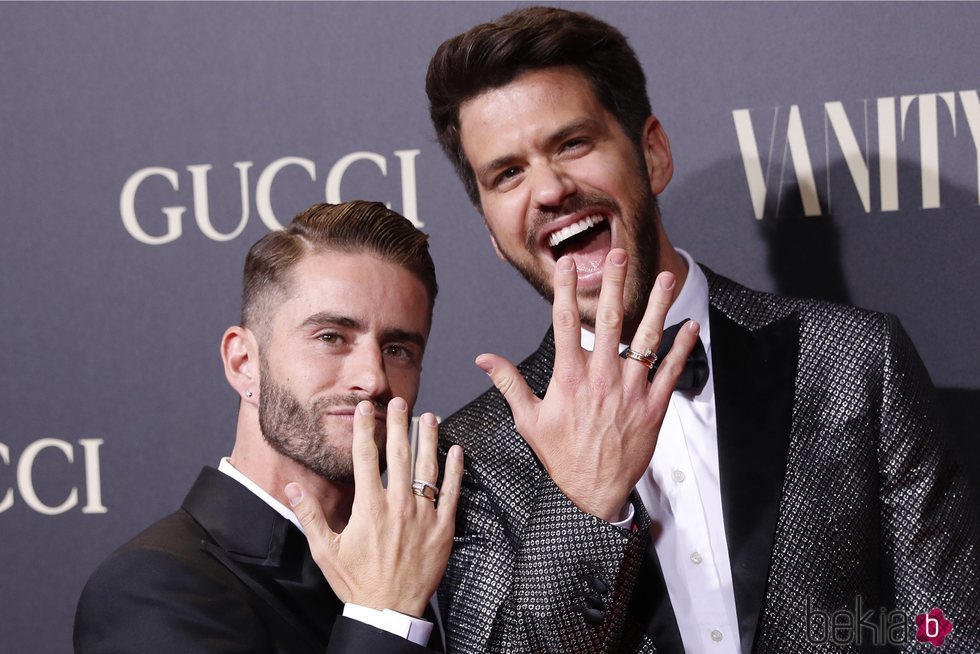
top-left (526, 245), bottom-right (610, 300)
top-left (297, 456), bottom-right (355, 485)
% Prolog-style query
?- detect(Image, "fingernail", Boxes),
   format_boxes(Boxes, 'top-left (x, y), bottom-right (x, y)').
top-left (284, 483), bottom-right (303, 507)
top-left (422, 412), bottom-right (437, 427)
top-left (475, 356), bottom-right (494, 376)
top-left (659, 274), bottom-right (675, 290)
top-left (390, 397), bottom-right (407, 412)
top-left (557, 257), bottom-right (574, 272)
top-left (357, 401), bottom-right (374, 416)
top-left (451, 444), bottom-right (463, 460)
top-left (687, 320), bottom-right (700, 332)
top-left (609, 250), bottom-right (627, 266)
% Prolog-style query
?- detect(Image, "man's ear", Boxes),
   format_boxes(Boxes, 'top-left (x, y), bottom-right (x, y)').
top-left (641, 115), bottom-right (674, 195)
top-left (488, 232), bottom-right (507, 262)
top-left (221, 325), bottom-right (260, 406)
top-left (482, 213), bottom-right (507, 262)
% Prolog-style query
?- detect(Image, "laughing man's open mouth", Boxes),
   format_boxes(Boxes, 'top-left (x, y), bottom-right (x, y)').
top-left (546, 215), bottom-right (612, 275)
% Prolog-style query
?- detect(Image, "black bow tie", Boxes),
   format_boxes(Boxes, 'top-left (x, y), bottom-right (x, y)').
top-left (621, 318), bottom-right (709, 391)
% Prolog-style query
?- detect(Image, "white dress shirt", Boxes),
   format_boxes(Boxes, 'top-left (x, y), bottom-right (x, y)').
top-left (217, 458), bottom-right (433, 646)
top-left (582, 249), bottom-right (740, 654)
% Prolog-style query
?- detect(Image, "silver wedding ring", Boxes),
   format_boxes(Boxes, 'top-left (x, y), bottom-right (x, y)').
top-left (411, 479), bottom-right (439, 503)
top-left (623, 347), bottom-right (658, 369)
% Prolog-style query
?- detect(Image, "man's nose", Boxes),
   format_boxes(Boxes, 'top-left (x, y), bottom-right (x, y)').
top-left (345, 344), bottom-right (392, 401)
top-left (530, 163), bottom-right (576, 209)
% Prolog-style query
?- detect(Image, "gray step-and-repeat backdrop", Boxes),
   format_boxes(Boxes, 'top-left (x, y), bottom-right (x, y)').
top-left (2, 3), bottom-right (978, 652)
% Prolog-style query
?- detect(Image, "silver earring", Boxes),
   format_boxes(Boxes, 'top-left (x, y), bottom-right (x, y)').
top-left (246, 391), bottom-right (253, 398)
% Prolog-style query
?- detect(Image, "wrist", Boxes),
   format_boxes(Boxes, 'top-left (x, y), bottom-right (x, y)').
top-left (559, 482), bottom-right (632, 522)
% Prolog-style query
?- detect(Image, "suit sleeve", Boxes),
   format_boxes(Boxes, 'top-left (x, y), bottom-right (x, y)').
top-left (329, 618), bottom-right (437, 654)
top-left (74, 546), bottom-right (438, 654)
top-left (439, 459), bottom-right (649, 654)
top-left (876, 315), bottom-right (980, 651)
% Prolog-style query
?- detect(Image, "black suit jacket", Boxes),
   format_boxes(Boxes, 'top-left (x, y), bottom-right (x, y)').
top-left (74, 467), bottom-right (436, 654)
top-left (437, 268), bottom-right (980, 653)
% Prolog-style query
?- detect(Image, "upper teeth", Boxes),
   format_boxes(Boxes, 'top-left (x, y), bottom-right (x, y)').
top-left (548, 215), bottom-right (606, 248)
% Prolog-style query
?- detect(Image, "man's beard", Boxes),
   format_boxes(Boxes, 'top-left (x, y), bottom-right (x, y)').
top-left (497, 185), bottom-right (661, 331)
top-left (258, 361), bottom-right (386, 484)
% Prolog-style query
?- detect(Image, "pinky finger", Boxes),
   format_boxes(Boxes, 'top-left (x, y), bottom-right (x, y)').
top-left (436, 445), bottom-right (464, 529)
top-left (649, 320), bottom-right (700, 403)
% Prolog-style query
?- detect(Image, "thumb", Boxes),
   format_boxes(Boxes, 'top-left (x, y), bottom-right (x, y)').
top-left (285, 482), bottom-right (350, 602)
top-left (475, 353), bottom-right (537, 419)
top-left (285, 482), bottom-right (338, 542)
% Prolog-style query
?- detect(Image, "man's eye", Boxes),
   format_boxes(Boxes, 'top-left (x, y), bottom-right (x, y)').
top-left (384, 344), bottom-right (416, 361)
top-left (318, 333), bottom-right (341, 344)
top-left (494, 167), bottom-right (522, 187)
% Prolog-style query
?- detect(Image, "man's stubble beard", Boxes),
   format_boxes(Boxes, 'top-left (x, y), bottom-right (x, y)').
top-left (495, 182), bottom-right (661, 333)
top-left (258, 358), bottom-right (387, 484)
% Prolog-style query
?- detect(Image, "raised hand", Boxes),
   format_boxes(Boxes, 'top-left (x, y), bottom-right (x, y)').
top-left (475, 249), bottom-right (700, 522)
top-left (286, 397), bottom-right (463, 617)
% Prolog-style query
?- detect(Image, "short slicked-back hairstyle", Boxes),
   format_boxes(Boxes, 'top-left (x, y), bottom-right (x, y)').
top-left (241, 201), bottom-right (437, 342)
top-left (426, 6), bottom-right (652, 206)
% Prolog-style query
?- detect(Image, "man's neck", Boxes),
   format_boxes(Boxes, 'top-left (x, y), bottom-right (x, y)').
top-left (229, 421), bottom-right (355, 533)
top-left (661, 247), bottom-right (689, 303)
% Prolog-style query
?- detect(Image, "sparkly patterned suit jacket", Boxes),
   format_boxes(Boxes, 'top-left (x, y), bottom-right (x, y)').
top-left (437, 268), bottom-right (979, 654)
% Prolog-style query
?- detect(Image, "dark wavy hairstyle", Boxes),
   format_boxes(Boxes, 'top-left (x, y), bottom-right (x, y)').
top-left (426, 6), bottom-right (652, 206)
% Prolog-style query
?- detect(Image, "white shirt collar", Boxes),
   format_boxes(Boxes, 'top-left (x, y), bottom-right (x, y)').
top-left (665, 248), bottom-right (711, 355)
top-left (217, 457), bottom-right (305, 534)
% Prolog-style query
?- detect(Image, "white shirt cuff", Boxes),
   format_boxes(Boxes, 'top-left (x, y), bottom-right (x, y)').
top-left (611, 501), bottom-right (636, 530)
top-left (342, 603), bottom-right (433, 646)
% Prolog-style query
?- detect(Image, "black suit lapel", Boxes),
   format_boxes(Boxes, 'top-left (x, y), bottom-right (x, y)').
top-left (628, 543), bottom-right (686, 653)
top-left (183, 468), bottom-right (338, 651)
top-left (710, 307), bottom-right (799, 654)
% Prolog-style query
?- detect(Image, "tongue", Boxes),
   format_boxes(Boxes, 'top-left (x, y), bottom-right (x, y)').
top-left (565, 227), bottom-right (611, 276)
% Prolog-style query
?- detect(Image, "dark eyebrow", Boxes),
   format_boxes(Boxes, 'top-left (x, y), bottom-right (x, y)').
top-left (474, 118), bottom-right (602, 184)
top-left (300, 312), bottom-right (362, 331)
top-left (545, 119), bottom-right (601, 150)
top-left (300, 312), bottom-right (426, 349)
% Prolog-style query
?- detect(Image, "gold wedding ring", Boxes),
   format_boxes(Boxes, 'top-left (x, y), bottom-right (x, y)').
top-left (411, 479), bottom-right (439, 503)
top-left (623, 347), bottom-right (658, 369)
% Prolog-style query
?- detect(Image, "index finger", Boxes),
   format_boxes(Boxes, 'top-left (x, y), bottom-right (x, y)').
top-left (351, 400), bottom-right (383, 505)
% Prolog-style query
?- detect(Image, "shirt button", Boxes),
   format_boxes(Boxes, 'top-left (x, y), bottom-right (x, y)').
top-left (710, 630), bottom-right (723, 642)
top-left (690, 551), bottom-right (703, 565)
top-left (671, 469), bottom-right (686, 484)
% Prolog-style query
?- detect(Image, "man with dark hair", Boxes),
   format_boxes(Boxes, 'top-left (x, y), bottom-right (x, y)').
top-left (427, 7), bottom-right (979, 654)
top-left (74, 201), bottom-right (460, 653)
